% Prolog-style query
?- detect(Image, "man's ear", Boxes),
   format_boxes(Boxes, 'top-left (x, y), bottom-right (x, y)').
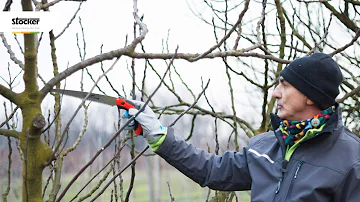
top-left (306, 98), bottom-right (315, 106)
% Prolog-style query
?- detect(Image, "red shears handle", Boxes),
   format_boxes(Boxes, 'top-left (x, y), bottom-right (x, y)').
top-left (116, 98), bottom-right (143, 135)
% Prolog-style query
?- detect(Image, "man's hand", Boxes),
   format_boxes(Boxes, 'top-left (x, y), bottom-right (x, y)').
top-left (121, 100), bottom-right (167, 142)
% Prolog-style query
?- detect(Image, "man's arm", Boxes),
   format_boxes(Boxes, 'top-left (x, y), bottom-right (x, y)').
top-left (156, 127), bottom-right (252, 191)
top-left (122, 100), bottom-right (252, 191)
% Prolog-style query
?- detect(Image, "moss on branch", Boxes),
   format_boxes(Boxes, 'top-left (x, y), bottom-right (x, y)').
top-left (0, 84), bottom-right (20, 105)
top-left (0, 129), bottom-right (20, 139)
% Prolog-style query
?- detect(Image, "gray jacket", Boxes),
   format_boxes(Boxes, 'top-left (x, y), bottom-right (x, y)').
top-left (156, 109), bottom-right (360, 202)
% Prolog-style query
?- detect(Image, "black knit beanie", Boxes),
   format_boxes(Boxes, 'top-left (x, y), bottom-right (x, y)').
top-left (280, 53), bottom-right (343, 110)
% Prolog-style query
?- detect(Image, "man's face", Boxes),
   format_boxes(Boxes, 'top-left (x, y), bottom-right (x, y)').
top-left (272, 76), bottom-right (309, 121)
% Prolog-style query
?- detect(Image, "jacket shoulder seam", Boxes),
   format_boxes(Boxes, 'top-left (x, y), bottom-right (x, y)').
top-left (344, 128), bottom-right (360, 143)
top-left (250, 131), bottom-right (274, 147)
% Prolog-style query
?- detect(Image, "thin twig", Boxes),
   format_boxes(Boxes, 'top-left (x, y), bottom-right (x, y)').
top-left (99, 44), bottom-right (121, 97)
top-left (91, 60), bottom-right (211, 202)
top-left (2, 137), bottom-right (12, 202)
top-left (2, 103), bottom-right (13, 202)
top-left (89, 46), bottom-right (180, 202)
top-left (89, 145), bottom-right (149, 202)
top-left (0, 106), bottom-right (19, 128)
top-left (255, 0), bottom-right (267, 44)
top-left (69, 138), bottom-right (129, 202)
top-left (330, 29), bottom-right (360, 56)
top-left (124, 22), bottom-right (139, 202)
top-left (224, 58), bottom-right (239, 151)
top-left (128, 0), bottom-right (148, 50)
top-left (308, 14), bottom-right (332, 55)
top-left (169, 79), bottom-right (210, 127)
top-left (124, 132), bottom-right (136, 202)
top-left (336, 84), bottom-right (360, 103)
top-left (13, 34), bottom-right (24, 54)
top-left (61, 104), bottom-right (88, 156)
top-left (0, 33), bottom-right (24, 69)
top-left (193, 0), bottom-right (250, 61)
top-left (201, 78), bottom-right (220, 154)
top-left (42, 164), bottom-right (54, 199)
top-left (55, 126), bottom-right (127, 201)
top-left (50, 56), bottom-right (120, 164)
top-left (167, 182), bottom-right (175, 202)
top-left (56, 51), bottom-right (167, 201)
top-left (55, 2), bottom-right (83, 39)
top-left (77, 164), bottom-right (114, 202)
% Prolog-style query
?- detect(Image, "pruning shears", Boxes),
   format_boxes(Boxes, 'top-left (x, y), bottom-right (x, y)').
top-left (51, 89), bottom-right (143, 135)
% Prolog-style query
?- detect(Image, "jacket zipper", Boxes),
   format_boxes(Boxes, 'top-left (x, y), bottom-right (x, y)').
top-left (275, 177), bottom-right (283, 194)
top-left (272, 129), bottom-right (288, 202)
top-left (284, 161), bottom-right (304, 201)
top-left (271, 174), bottom-right (283, 202)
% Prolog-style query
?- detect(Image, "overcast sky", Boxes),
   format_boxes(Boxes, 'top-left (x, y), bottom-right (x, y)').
top-left (0, 0), bottom-right (255, 140)
top-left (1, 1), bottom-right (353, 141)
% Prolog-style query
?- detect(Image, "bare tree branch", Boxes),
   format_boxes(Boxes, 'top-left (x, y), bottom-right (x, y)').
top-left (0, 33), bottom-right (25, 69)
top-left (2, 137), bottom-right (12, 202)
top-left (129, 0), bottom-right (148, 50)
top-left (167, 182), bottom-right (175, 202)
top-left (69, 137), bottom-right (131, 202)
top-left (0, 84), bottom-right (19, 105)
top-left (322, 1), bottom-right (359, 33)
top-left (308, 14), bottom-right (332, 55)
top-left (40, 48), bottom-right (291, 100)
top-left (55, 2), bottom-right (83, 39)
top-left (330, 29), bottom-right (360, 56)
top-left (49, 56), bottom-right (121, 164)
top-left (0, 129), bottom-right (19, 139)
top-left (2, 102), bottom-right (13, 202)
top-left (77, 164), bottom-right (114, 202)
top-left (337, 84), bottom-right (360, 103)
top-left (41, 0), bottom-right (63, 9)
top-left (1, 1), bottom-right (359, 201)
top-left (62, 104), bottom-right (88, 156)
top-left (282, 8), bottom-right (312, 50)
top-left (193, 0), bottom-right (251, 61)
top-left (3, 0), bottom-right (12, 11)
top-left (89, 45), bottom-right (180, 202)
top-left (346, 0), bottom-right (360, 6)
top-left (0, 105), bottom-right (19, 128)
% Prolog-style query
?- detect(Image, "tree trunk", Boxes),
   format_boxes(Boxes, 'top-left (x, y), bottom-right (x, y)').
top-left (21, 109), bottom-right (53, 202)
top-left (19, 0), bottom-right (54, 198)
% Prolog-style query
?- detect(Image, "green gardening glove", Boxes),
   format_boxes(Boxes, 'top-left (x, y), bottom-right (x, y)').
top-left (121, 100), bottom-right (167, 151)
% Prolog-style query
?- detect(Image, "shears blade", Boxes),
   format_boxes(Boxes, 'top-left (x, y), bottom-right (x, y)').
top-left (51, 89), bottom-right (117, 106)
top-left (51, 89), bottom-right (143, 135)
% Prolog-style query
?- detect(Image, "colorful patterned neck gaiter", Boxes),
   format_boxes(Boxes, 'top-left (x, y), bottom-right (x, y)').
top-left (280, 105), bottom-right (335, 146)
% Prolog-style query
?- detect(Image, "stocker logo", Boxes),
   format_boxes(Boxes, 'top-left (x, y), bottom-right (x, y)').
top-left (0, 12), bottom-right (58, 33)
top-left (12, 18), bottom-right (40, 25)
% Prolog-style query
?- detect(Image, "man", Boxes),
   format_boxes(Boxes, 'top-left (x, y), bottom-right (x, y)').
top-left (123, 53), bottom-right (360, 201)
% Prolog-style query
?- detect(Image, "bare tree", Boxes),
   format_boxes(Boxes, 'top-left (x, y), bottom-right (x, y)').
top-left (0, 0), bottom-right (359, 202)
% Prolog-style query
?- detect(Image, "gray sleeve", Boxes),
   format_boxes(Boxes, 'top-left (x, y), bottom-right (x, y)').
top-left (155, 127), bottom-right (252, 191)
top-left (335, 161), bottom-right (360, 202)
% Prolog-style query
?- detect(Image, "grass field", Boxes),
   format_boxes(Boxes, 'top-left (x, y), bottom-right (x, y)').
top-left (3, 169), bottom-right (251, 201)
top-left (59, 169), bottom-right (251, 202)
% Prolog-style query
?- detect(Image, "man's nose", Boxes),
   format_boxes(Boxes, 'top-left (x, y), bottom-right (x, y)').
top-left (272, 85), bottom-right (281, 99)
